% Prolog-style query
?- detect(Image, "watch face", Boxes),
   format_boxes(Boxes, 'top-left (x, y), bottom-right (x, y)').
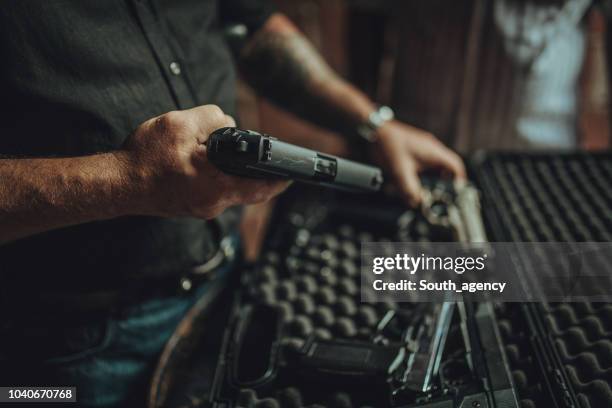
top-left (371, 106), bottom-right (395, 128)
top-left (378, 106), bottom-right (395, 122)
top-left (358, 106), bottom-right (395, 142)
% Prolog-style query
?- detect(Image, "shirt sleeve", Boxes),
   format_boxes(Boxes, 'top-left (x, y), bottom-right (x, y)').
top-left (219, 0), bottom-right (277, 34)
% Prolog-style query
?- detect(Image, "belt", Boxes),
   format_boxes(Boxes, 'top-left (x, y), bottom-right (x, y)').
top-left (4, 236), bottom-right (238, 326)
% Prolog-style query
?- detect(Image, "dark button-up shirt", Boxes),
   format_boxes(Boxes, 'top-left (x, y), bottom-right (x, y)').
top-left (0, 0), bottom-right (273, 290)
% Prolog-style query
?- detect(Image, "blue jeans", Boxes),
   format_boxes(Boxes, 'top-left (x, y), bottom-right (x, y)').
top-left (1, 261), bottom-right (234, 407)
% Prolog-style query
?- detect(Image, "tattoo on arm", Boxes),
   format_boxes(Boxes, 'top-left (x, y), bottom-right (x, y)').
top-left (240, 23), bottom-right (373, 135)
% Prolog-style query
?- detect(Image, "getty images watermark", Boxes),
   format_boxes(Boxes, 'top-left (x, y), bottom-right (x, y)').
top-left (361, 242), bottom-right (612, 302)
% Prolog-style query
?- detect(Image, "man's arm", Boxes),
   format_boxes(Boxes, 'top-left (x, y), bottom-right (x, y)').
top-left (0, 105), bottom-right (288, 245)
top-left (0, 153), bottom-right (138, 244)
top-left (240, 14), bottom-right (465, 206)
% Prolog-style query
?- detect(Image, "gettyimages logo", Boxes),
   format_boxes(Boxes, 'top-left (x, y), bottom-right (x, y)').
top-left (372, 252), bottom-right (488, 275)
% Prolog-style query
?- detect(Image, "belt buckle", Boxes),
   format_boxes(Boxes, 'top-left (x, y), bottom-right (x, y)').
top-left (178, 236), bottom-right (236, 293)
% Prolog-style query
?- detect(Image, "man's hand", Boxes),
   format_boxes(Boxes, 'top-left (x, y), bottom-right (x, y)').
top-left (120, 104), bottom-right (289, 219)
top-left (0, 105), bottom-right (289, 244)
top-left (375, 121), bottom-right (466, 207)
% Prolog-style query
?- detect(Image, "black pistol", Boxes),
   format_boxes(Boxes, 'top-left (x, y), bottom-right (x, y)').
top-left (206, 127), bottom-right (383, 193)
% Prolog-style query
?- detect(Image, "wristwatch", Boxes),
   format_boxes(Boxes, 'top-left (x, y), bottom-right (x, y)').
top-left (356, 105), bottom-right (395, 142)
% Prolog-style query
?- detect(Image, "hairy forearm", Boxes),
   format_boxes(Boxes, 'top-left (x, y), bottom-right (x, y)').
top-left (240, 13), bottom-right (375, 134)
top-left (0, 152), bottom-right (140, 244)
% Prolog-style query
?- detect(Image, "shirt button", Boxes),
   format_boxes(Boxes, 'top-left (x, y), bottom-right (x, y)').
top-left (169, 61), bottom-right (181, 76)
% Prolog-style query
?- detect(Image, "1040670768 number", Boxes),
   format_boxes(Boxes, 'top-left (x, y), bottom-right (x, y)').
top-left (0, 387), bottom-right (76, 403)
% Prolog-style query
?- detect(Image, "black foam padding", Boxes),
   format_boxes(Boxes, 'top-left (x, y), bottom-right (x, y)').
top-left (335, 296), bottom-right (357, 316)
top-left (283, 337), bottom-right (306, 353)
top-left (237, 389), bottom-right (258, 408)
top-left (313, 305), bottom-right (335, 327)
top-left (339, 240), bottom-right (359, 259)
top-left (356, 327), bottom-right (372, 340)
top-left (313, 327), bottom-right (333, 340)
top-left (543, 303), bottom-right (612, 408)
top-left (257, 398), bottom-right (280, 408)
top-left (333, 317), bottom-right (358, 338)
top-left (290, 315), bottom-right (314, 338)
top-left (277, 387), bottom-right (303, 408)
top-left (497, 302), bottom-right (612, 408)
top-left (337, 278), bottom-right (358, 297)
top-left (314, 286), bottom-right (337, 305)
top-left (474, 153), bottom-right (612, 243)
top-left (277, 301), bottom-right (294, 323)
top-left (296, 276), bottom-right (318, 294)
top-left (356, 306), bottom-right (378, 327)
top-left (520, 400), bottom-right (536, 408)
top-left (217, 185), bottom-right (463, 408)
top-left (339, 259), bottom-right (358, 277)
top-left (495, 305), bottom-right (542, 407)
top-left (294, 293), bottom-right (316, 315)
top-left (319, 267), bottom-right (339, 286)
top-left (277, 280), bottom-right (298, 301)
top-left (512, 370), bottom-right (528, 390)
top-left (257, 283), bottom-right (276, 305)
top-left (329, 392), bottom-right (352, 408)
top-left (264, 251), bottom-right (281, 265)
top-left (474, 154), bottom-right (612, 408)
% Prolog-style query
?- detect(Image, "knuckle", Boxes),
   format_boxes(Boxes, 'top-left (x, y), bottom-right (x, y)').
top-left (204, 104), bottom-right (225, 122)
top-left (159, 110), bottom-right (200, 138)
top-left (157, 111), bottom-right (182, 131)
top-left (181, 116), bottom-right (198, 134)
